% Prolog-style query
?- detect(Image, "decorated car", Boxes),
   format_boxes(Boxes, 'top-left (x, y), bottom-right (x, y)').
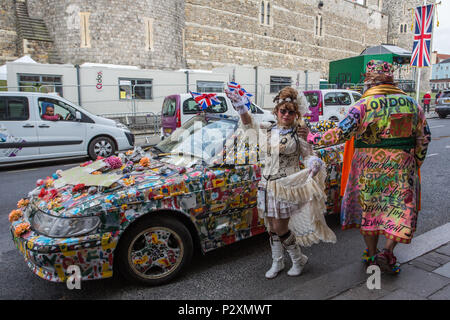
top-left (10, 114), bottom-right (343, 286)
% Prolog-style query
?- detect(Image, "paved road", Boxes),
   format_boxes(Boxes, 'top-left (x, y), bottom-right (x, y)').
top-left (0, 118), bottom-right (449, 300)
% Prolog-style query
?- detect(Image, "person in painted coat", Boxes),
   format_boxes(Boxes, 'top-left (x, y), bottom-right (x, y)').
top-left (226, 86), bottom-right (336, 279)
top-left (308, 60), bottom-right (431, 274)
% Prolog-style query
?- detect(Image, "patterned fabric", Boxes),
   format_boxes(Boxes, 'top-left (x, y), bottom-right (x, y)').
top-left (317, 92), bottom-right (431, 243)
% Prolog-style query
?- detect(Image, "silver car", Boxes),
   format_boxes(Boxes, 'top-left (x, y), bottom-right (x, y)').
top-left (436, 90), bottom-right (450, 119)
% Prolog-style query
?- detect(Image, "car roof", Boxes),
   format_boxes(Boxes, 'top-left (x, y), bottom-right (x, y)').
top-left (312, 89), bottom-right (362, 94)
top-left (0, 91), bottom-right (62, 98)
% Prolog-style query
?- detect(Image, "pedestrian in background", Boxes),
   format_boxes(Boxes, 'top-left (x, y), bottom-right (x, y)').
top-left (423, 91), bottom-right (431, 113)
top-left (308, 60), bottom-right (431, 274)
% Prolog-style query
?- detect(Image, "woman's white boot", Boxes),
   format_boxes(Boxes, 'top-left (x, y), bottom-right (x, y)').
top-left (265, 235), bottom-right (285, 279)
top-left (282, 232), bottom-right (308, 276)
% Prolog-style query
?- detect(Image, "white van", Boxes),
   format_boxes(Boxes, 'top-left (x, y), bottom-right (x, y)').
top-left (160, 92), bottom-right (275, 138)
top-left (303, 89), bottom-right (362, 123)
top-left (0, 92), bottom-right (134, 164)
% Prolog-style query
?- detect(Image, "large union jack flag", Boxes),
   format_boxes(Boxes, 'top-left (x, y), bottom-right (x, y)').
top-left (411, 4), bottom-right (435, 67)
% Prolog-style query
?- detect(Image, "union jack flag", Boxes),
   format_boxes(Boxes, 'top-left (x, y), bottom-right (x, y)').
top-left (189, 91), bottom-right (221, 110)
top-left (227, 82), bottom-right (253, 108)
top-left (411, 4), bottom-right (435, 67)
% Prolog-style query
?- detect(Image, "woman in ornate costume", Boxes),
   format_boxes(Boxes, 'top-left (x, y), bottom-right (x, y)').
top-left (226, 86), bottom-right (336, 279)
top-left (309, 60), bottom-right (431, 274)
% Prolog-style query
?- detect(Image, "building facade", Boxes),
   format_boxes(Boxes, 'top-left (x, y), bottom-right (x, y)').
top-left (431, 58), bottom-right (450, 91)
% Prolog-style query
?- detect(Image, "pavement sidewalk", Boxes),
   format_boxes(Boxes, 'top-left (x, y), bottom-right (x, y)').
top-left (266, 223), bottom-right (450, 300)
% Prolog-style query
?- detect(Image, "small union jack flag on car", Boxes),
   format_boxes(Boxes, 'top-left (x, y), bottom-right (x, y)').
top-left (411, 4), bottom-right (435, 68)
top-left (190, 91), bottom-right (221, 110)
top-left (227, 82), bottom-right (253, 108)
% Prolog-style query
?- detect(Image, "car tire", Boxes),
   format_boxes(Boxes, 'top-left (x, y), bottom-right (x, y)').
top-left (116, 214), bottom-right (194, 286)
top-left (88, 136), bottom-right (116, 160)
top-left (438, 112), bottom-right (447, 119)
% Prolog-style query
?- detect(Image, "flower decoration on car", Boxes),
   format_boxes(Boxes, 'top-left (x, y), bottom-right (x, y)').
top-left (9, 209), bottom-right (23, 223)
top-left (14, 222), bottom-right (31, 237)
top-left (104, 156), bottom-right (123, 169)
top-left (17, 198), bottom-right (29, 208)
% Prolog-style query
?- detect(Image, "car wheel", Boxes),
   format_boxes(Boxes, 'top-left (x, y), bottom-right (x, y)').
top-left (438, 112), bottom-right (447, 119)
top-left (88, 136), bottom-right (116, 159)
top-left (116, 215), bottom-right (194, 286)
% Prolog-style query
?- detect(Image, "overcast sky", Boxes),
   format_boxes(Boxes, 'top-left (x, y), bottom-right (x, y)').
top-left (432, 0), bottom-right (450, 54)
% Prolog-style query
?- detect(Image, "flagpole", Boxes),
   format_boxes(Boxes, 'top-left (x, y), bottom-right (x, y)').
top-left (415, 0), bottom-right (427, 102)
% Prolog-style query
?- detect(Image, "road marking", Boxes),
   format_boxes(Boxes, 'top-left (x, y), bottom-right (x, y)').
top-left (446, 145), bottom-right (450, 149)
top-left (426, 153), bottom-right (438, 158)
top-left (430, 125), bottom-right (444, 129)
top-left (5, 168), bottom-right (39, 173)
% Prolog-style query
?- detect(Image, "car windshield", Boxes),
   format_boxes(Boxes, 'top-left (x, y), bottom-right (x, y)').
top-left (155, 115), bottom-right (238, 166)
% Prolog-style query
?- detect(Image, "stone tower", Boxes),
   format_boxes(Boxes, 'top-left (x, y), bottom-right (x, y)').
top-left (26, 0), bottom-right (186, 69)
top-left (383, 0), bottom-right (437, 92)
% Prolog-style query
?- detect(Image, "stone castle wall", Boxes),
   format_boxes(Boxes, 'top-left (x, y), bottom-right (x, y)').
top-left (0, 0), bottom-right (18, 65)
top-left (184, 0), bottom-right (388, 77)
top-left (26, 0), bottom-right (186, 69)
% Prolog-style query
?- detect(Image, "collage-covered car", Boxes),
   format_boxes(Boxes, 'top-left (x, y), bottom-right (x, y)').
top-left (9, 113), bottom-right (344, 286)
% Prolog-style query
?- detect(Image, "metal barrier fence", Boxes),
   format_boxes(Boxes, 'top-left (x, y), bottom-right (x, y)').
top-left (99, 111), bottom-right (161, 135)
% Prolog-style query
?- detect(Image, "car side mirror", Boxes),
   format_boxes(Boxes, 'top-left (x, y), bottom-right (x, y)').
top-left (75, 111), bottom-right (82, 121)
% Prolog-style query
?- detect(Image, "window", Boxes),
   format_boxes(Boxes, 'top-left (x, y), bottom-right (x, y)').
top-left (260, 1), bottom-right (272, 26)
top-left (304, 92), bottom-right (319, 107)
top-left (0, 96), bottom-right (29, 121)
top-left (324, 92), bottom-right (352, 106)
top-left (250, 103), bottom-right (264, 114)
top-left (38, 98), bottom-right (78, 121)
top-left (119, 78), bottom-right (153, 100)
top-left (162, 98), bottom-right (177, 117)
top-left (270, 76), bottom-right (292, 93)
top-left (260, 1), bottom-right (265, 24)
top-left (80, 12), bottom-right (91, 48)
top-left (144, 17), bottom-right (154, 52)
top-left (315, 15), bottom-right (323, 37)
top-left (18, 74), bottom-right (63, 96)
top-left (196, 81), bottom-right (224, 93)
top-left (183, 96), bottom-right (228, 114)
top-left (352, 93), bottom-right (362, 102)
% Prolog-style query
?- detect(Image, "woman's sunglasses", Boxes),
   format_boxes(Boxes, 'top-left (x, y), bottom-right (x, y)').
top-left (278, 108), bottom-right (296, 116)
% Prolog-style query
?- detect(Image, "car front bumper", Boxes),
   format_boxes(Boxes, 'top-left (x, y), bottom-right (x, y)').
top-left (11, 227), bottom-right (119, 283)
top-left (435, 105), bottom-right (450, 116)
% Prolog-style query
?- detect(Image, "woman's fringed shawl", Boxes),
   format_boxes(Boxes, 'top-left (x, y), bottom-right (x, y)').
top-left (265, 160), bottom-right (336, 247)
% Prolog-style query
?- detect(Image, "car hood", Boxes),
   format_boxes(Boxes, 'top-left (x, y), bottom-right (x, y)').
top-left (28, 152), bottom-right (198, 218)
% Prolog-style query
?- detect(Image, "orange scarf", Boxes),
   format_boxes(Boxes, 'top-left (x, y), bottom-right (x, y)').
top-left (339, 85), bottom-right (421, 210)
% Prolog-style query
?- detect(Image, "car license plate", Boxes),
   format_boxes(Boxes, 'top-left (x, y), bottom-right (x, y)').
top-left (444, 99), bottom-right (450, 104)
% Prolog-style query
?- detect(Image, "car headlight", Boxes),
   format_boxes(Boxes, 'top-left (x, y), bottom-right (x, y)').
top-left (32, 210), bottom-right (100, 238)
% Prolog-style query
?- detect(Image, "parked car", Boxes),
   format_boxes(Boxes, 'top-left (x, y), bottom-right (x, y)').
top-left (0, 92), bottom-right (134, 164)
top-left (435, 90), bottom-right (450, 119)
top-left (10, 113), bottom-right (343, 286)
top-left (303, 89), bottom-right (362, 123)
top-left (160, 93), bottom-right (275, 139)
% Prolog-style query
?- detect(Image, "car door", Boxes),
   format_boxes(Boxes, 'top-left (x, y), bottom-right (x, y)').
top-left (36, 97), bottom-right (87, 158)
top-left (161, 95), bottom-right (178, 137)
top-left (0, 95), bottom-right (40, 162)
